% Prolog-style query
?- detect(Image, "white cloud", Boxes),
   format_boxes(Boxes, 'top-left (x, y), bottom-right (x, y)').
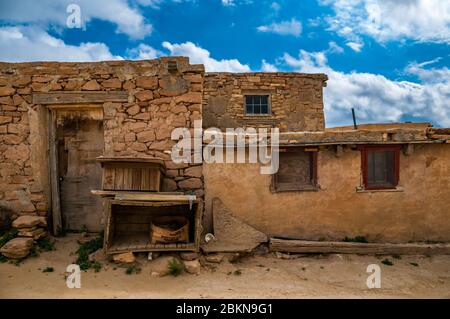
top-left (261, 59), bottom-right (278, 72)
top-left (282, 49), bottom-right (450, 127)
top-left (257, 18), bottom-right (302, 37)
top-left (0, 0), bottom-right (153, 39)
top-left (221, 0), bottom-right (235, 6)
top-left (346, 41), bottom-right (363, 52)
top-left (405, 58), bottom-right (450, 83)
top-left (127, 44), bottom-right (162, 60)
top-left (162, 41), bottom-right (251, 72)
top-left (321, 0), bottom-right (450, 45)
top-left (0, 26), bottom-right (122, 62)
top-left (271, 2), bottom-right (281, 11)
top-left (327, 41), bottom-right (344, 54)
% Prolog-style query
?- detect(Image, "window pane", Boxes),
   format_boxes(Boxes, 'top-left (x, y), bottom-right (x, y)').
top-left (261, 103), bottom-right (268, 114)
top-left (276, 149), bottom-right (313, 190)
top-left (254, 103), bottom-right (261, 114)
top-left (244, 95), bottom-right (270, 115)
top-left (367, 150), bottom-right (396, 187)
top-left (246, 103), bottom-right (253, 114)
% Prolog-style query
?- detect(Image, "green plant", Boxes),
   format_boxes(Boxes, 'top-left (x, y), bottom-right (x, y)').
top-left (37, 237), bottom-right (55, 252)
top-left (91, 262), bottom-right (102, 272)
top-left (233, 269), bottom-right (242, 276)
top-left (343, 236), bottom-right (368, 243)
top-left (410, 262), bottom-right (419, 267)
top-left (392, 254), bottom-right (402, 259)
top-left (75, 232), bottom-right (103, 271)
top-left (29, 246), bottom-right (39, 257)
top-left (42, 266), bottom-right (54, 273)
top-left (167, 258), bottom-right (184, 277)
top-left (382, 258), bottom-right (393, 266)
top-left (0, 229), bottom-right (18, 248)
top-left (56, 227), bottom-right (66, 237)
top-left (0, 254), bottom-right (7, 263)
top-left (125, 265), bottom-right (140, 275)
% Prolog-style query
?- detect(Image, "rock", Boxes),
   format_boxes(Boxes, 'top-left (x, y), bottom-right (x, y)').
top-left (89, 249), bottom-right (107, 263)
top-left (184, 166), bottom-right (202, 178)
top-left (175, 92), bottom-right (202, 104)
top-left (178, 178), bottom-right (202, 189)
top-left (136, 130), bottom-right (156, 143)
top-left (205, 253), bottom-right (224, 263)
top-left (180, 252), bottom-right (198, 261)
top-left (18, 227), bottom-right (45, 238)
top-left (148, 255), bottom-right (179, 277)
top-left (0, 116), bottom-right (13, 125)
top-left (82, 80), bottom-right (101, 91)
top-left (136, 76), bottom-right (158, 89)
top-left (183, 259), bottom-right (201, 275)
top-left (135, 90), bottom-right (153, 101)
top-left (102, 79), bottom-right (122, 89)
top-left (126, 105), bottom-right (140, 116)
top-left (0, 86), bottom-right (15, 96)
top-left (12, 215), bottom-right (43, 229)
top-left (112, 252), bottom-right (135, 263)
top-left (0, 237), bottom-right (33, 259)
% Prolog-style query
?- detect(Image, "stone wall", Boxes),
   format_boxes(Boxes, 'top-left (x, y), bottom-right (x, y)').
top-left (203, 72), bottom-right (327, 132)
top-left (0, 57), bottom-right (204, 222)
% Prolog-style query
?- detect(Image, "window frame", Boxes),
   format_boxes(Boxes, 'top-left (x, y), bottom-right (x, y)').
top-left (271, 147), bottom-right (318, 192)
top-left (244, 94), bottom-right (271, 116)
top-left (359, 145), bottom-right (401, 190)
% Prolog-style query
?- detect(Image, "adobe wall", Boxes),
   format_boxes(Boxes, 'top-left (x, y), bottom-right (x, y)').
top-left (0, 57), bottom-right (204, 221)
top-left (203, 73), bottom-right (327, 132)
top-left (203, 143), bottom-right (450, 243)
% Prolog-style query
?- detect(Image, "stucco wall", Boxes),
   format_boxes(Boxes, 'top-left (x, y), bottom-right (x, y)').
top-left (203, 143), bottom-right (450, 243)
top-left (203, 73), bottom-right (327, 132)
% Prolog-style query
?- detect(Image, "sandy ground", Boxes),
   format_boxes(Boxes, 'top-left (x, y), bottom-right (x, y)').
top-left (0, 234), bottom-right (449, 298)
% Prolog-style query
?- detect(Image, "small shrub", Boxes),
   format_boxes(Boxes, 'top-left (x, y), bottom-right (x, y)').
top-left (56, 227), bottom-right (66, 237)
top-left (0, 254), bottom-right (7, 263)
top-left (91, 262), bottom-right (102, 272)
top-left (382, 258), bottom-right (393, 266)
top-left (343, 236), bottom-right (368, 243)
top-left (42, 266), bottom-right (54, 273)
top-left (125, 265), bottom-right (140, 275)
top-left (37, 237), bottom-right (55, 252)
top-left (392, 254), bottom-right (401, 259)
top-left (410, 262), bottom-right (419, 267)
top-left (233, 269), bottom-right (242, 276)
top-left (29, 246), bottom-right (39, 257)
top-left (75, 232), bottom-right (103, 271)
top-left (168, 258), bottom-right (184, 277)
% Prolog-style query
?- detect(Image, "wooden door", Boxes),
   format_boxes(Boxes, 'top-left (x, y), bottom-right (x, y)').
top-left (56, 115), bottom-right (104, 231)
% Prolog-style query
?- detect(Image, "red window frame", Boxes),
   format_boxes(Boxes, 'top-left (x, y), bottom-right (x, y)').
top-left (359, 145), bottom-right (401, 190)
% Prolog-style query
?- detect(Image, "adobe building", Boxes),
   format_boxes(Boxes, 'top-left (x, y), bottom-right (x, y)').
top-left (0, 57), bottom-right (449, 253)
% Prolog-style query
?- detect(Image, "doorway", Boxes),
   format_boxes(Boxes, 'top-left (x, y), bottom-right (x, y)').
top-left (51, 108), bottom-right (104, 232)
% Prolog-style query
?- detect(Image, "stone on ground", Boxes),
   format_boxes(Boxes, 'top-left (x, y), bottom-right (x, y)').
top-left (0, 237), bottom-right (33, 259)
top-left (148, 255), bottom-right (179, 277)
top-left (12, 215), bottom-right (45, 229)
top-left (205, 253), bottom-right (224, 263)
top-left (183, 259), bottom-right (201, 275)
top-left (89, 249), bottom-right (108, 263)
top-left (112, 252), bottom-right (135, 263)
top-left (179, 252), bottom-right (198, 261)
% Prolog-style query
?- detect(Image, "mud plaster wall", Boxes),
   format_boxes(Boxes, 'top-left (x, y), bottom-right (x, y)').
top-left (0, 57), bottom-right (204, 221)
top-left (203, 143), bottom-right (450, 243)
top-left (203, 73), bottom-right (327, 132)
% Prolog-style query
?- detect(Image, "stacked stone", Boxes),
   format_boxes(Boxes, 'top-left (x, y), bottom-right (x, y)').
top-left (0, 215), bottom-right (47, 259)
top-left (0, 57), bottom-right (205, 222)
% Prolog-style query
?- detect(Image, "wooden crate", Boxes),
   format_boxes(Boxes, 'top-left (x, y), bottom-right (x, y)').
top-left (97, 157), bottom-right (165, 192)
top-left (103, 197), bottom-right (203, 254)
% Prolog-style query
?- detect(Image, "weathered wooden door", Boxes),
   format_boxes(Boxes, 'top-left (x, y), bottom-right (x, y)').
top-left (56, 113), bottom-right (104, 231)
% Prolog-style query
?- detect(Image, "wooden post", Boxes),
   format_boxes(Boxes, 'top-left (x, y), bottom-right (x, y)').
top-left (48, 110), bottom-right (62, 235)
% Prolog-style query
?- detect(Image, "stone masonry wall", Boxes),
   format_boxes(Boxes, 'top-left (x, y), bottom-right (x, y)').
top-left (203, 72), bottom-right (327, 132)
top-left (0, 57), bottom-right (204, 222)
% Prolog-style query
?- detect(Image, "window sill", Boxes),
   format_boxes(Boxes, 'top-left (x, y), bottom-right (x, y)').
top-left (355, 186), bottom-right (404, 193)
top-left (271, 184), bottom-right (320, 193)
top-left (243, 115), bottom-right (274, 119)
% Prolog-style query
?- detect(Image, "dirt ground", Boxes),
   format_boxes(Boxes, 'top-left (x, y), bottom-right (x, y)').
top-left (0, 234), bottom-right (449, 298)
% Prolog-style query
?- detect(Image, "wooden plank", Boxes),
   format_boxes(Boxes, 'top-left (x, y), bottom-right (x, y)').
top-left (102, 167), bottom-right (115, 190)
top-left (91, 190), bottom-right (184, 197)
top-left (49, 110), bottom-right (62, 235)
top-left (114, 193), bottom-right (197, 202)
top-left (33, 91), bottom-right (128, 105)
top-left (269, 238), bottom-right (450, 255)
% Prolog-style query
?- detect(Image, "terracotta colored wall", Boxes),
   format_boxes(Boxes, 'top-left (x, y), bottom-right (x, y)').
top-left (203, 143), bottom-right (450, 243)
top-left (0, 57), bottom-right (204, 221)
top-left (203, 73), bottom-right (327, 132)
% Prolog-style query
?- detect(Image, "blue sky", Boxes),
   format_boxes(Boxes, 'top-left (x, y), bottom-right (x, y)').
top-left (0, 0), bottom-right (449, 127)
